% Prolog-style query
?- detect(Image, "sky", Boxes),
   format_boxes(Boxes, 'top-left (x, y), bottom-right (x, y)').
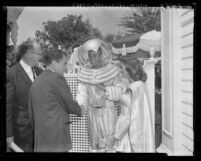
top-left (17, 7), bottom-right (133, 45)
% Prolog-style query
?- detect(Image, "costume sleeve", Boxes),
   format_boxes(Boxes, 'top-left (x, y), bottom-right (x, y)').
top-left (114, 92), bottom-right (131, 140)
top-left (54, 74), bottom-right (82, 117)
top-left (6, 70), bottom-right (15, 137)
top-left (105, 86), bottom-right (122, 101)
top-left (105, 76), bottom-right (129, 101)
top-left (76, 83), bottom-right (88, 108)
top-left (114, 77), bottom-right (129, 92)
top-left (129, 82), bottom-right (155, 152)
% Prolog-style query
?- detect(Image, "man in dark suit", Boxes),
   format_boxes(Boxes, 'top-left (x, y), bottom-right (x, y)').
top-left (28, 47), bottom-right (85, 152)
top-left (6, 39), bottom-right (43, 152)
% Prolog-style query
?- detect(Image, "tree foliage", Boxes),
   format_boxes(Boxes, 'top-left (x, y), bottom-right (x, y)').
top-left (6, 45), bottom-right (15, 70)
top-left (35, 14), bottom-right (103, 51)
top-left (104, 33), bottom-right (115, 43)
top-left (104, 31), bottom-right (125, 44)
top-left (119, 7), bottom-right (161, 35)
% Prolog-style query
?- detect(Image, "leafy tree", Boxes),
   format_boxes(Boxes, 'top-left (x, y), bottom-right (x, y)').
top-left (104, 33), bottom-right (115, 43)
top-left (6, 45), bottom-right (15, 70)
top-left (35, 14), bottom-right (103, 52)
top-left (104, 30), bottom-right (126, 44)
top-left (119, 7), bottom-right (161, 35)
top-left (114, 31), bottom-right (124, 40)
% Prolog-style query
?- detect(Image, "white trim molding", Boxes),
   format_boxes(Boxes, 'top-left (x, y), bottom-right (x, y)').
top-left (157, 143), bottom-right (172, 155)
top-left (161, 8), bottom-right (184, 155)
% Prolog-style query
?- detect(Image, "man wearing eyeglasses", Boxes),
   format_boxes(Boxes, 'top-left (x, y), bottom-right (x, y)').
top-left (6, 39), bottom-right (43, 152)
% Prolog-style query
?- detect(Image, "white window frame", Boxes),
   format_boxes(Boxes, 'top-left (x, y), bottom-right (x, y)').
top-left (157, 8), bottom-right (182, 155)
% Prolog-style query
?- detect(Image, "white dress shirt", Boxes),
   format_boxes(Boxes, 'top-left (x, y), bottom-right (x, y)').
top-left (20, 59), bottom-right (36, 82)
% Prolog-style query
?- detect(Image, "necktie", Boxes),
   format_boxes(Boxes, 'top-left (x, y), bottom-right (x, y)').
top-left (31, 67), bottom-right (36, 80)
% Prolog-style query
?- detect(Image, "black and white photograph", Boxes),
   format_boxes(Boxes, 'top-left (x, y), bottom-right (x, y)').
top-left (4, 5), bottom-right (195, 156)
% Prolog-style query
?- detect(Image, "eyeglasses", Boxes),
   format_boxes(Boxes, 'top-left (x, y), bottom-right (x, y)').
top-left (31, 51), bottom-right (43, 56)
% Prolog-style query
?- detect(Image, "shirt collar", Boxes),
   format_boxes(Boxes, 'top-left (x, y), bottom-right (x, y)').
top-left (46, 67), bottom-right (55, 73)
top-left (20, 59), bottom-right (32, 73)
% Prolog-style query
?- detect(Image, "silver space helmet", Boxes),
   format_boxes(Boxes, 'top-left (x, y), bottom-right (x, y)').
top-left (78, 39), bottom-right (112, 68)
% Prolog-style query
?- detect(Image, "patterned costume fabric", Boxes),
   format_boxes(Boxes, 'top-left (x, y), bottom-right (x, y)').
top-left (77, 73), bottom-right (128, 152)
top-left (76, 39), bottom-right (129, 152)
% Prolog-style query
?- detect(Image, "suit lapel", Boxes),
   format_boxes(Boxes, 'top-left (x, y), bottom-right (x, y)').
top-left (17, 63), bottom-right (32, 86)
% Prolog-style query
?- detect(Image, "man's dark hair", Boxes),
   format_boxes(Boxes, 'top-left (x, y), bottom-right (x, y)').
top-left (16, 39), bottom-right (35, 62)
top-left (43, 47), bottom-right (66, 66)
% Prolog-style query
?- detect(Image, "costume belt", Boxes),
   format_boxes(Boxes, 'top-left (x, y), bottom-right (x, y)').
top-left (95, 106), bottom-right (102, 109)
top-left (90, 106), bottom-right (103, 109)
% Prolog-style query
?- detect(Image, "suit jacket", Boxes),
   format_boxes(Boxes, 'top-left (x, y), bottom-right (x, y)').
top-left (6, 62), bottom-right (43, 151)
top-left (28, 69), bottom-right (82, 152)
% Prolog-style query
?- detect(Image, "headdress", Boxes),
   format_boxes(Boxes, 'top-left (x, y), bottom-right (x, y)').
top-left (78, 39), bottom-right (112, 68)
top-left (77, 39), bottom-right (121, 84)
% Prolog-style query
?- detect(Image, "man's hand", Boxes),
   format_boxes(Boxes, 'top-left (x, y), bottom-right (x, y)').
top-left (7, 136), bottom-right (14, 148)
top-left (80, 105), bottom-right (87, 116)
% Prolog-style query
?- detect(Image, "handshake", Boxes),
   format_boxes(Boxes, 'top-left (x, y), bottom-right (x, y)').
top-left (80, 105), bottom-right (87, 116)
top-left (76, 95), bottom-right (87, 116)
top-left (76, 83), bottom-right (126, 115)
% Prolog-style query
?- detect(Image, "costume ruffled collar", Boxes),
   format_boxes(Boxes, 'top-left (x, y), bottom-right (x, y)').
top-left (78, 63), bottom-right (121, 85)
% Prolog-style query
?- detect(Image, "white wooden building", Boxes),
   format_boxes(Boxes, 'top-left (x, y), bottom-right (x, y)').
top-left (157, 7), bottom-right (194, 155)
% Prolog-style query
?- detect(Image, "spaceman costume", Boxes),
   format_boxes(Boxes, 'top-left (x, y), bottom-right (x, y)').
top-left (76, 39), bottom-right (129, 152)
